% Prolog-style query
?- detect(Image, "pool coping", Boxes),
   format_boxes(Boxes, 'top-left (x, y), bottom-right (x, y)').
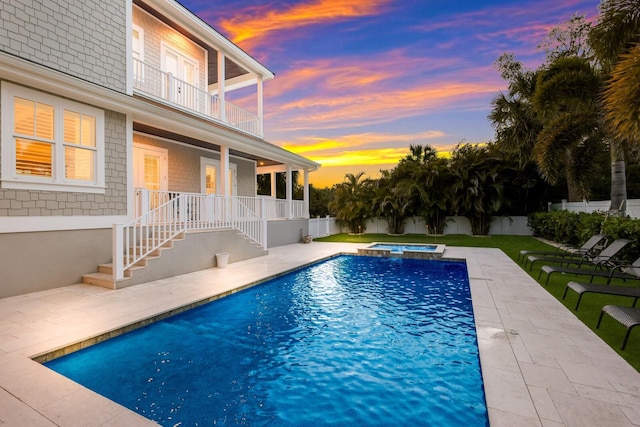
top-left (358, 242), bottom-right (446, 259)
top-left (0, 242), bottom-right (639, 426)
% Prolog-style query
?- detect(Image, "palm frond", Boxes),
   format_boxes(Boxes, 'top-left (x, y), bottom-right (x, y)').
top-left (603, 44), bottom-right (640, 143)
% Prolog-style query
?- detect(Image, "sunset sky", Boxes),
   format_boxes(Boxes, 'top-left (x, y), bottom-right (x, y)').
top-left (181, 0), bottom-right (601, 188)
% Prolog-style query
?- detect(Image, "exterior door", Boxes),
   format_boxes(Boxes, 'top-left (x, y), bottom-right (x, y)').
top-left (162, 45), bottom-right (199, 110)
top-left (134, 144), bottom-right (168, 213)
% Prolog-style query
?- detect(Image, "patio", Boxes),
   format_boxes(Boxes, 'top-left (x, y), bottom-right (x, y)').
top-left (0, 243), bottom-right (639, 426)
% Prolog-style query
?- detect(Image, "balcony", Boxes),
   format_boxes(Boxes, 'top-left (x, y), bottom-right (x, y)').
top-left (132, 58), bottom-right (261, 137)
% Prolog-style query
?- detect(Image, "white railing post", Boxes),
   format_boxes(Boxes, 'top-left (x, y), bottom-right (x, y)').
top-left (139, 188), bottom-right (149, 225)
top-left (262, 216), bottom-right (268, 250)
top-left (113, 223), bottom-right (124, 281)
top-left (260, 197), bottom-right (268, 249)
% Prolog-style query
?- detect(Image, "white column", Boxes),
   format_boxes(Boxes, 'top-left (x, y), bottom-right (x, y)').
top-left (220, 145), bottom-right (229, 196)
top-left (217, 51), bottom-right (226, 122)
top-left (257, 77), bottom-right (264, 137)
top-left (303, 168), bottom-right (310, 219)
top-left (270, 171), bottom-right (276, 198)
top-left (286, 165), bottom-right (292, 219)
top-left (220, 145), bottom-right (230, 223)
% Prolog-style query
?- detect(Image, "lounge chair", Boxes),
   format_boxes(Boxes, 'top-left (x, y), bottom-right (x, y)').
top-left (518, 234), bottom-right (608, 263)
top-left (597, 305), bottom-right (640, 350)
top-left (562, 281), bottom-right (640, 310)
top-left (521, 234), bottom-right (608, 271)
top-left (535, 238), bottom-right (632, 277)
top-left (540, 254), bottom-right (640, 286)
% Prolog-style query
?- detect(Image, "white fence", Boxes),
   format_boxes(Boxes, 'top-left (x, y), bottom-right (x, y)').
top-left (308, 216), bottom-right (532, 237)
top-left (308, 216), bottom-right (341, 238)
top-left (548, 199), bottom-right (640, 219)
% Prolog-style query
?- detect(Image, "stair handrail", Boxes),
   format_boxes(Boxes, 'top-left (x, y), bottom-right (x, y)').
top-left (114, 192), bottom-right (268, 280)
top-left (230, 196), bottom-right (268, 250)
top-left (113, 194), bottom-right (186, 280)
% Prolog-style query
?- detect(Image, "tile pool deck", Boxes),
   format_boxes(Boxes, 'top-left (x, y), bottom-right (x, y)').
top-left (0, 242), bottom-right (639, 426)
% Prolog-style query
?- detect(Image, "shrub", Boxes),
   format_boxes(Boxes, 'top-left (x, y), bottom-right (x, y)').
top-left (528, 211), bottom-right (581, 245)
top-left (529, 211), bottom-right (640, 261)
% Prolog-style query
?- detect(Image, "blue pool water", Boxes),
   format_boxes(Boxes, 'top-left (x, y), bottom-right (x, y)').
top-left (45, 256), bottom-right (488, 426)
top-left (369, 243), bottom-right (437, 253)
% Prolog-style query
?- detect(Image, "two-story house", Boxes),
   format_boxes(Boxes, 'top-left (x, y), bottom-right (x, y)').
top-left (0, 0), bottom-right (320, 298)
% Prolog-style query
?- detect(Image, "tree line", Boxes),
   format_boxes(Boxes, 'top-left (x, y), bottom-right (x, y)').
top-left (309, 0), bottom-right (640, 235)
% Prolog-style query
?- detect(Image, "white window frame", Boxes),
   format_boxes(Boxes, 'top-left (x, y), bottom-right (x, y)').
top-left (1, 82), bottom-right (106, 193)
top-left (132, 24), bottom-right (144, 61)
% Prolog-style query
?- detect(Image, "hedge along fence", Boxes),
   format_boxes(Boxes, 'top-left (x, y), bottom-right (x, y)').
top-left (528, 211), bottom-right (640, 262)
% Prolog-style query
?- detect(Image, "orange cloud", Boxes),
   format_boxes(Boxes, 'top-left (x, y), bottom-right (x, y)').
top-left (281, 131), bottom-right (446, 154)
top-left (221, 0), bottom-right (388, 49)
top-left (309, 164), bottom-right (388, 188)
top-left (313, 147), bottom-right (408, 166)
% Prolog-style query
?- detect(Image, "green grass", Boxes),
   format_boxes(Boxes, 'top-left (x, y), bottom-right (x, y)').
top-left (315, 233), bottom-right (640, 372)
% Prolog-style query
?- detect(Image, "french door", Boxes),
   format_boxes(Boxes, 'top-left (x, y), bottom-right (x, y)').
top-left (133, 144), bottom-right (168, 213)
top-left (162, 45), bottom-right (199, 111)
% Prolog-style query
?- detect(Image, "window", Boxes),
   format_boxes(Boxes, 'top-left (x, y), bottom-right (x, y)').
top-left (201, 157), bottom-right (237, 195)
top-left (1, 82), bottom-right (105, 192)
top-left (132, 25), bottom-right (144, 61)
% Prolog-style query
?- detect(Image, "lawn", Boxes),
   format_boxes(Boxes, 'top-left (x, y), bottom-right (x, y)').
top-left (315, 233), bottom-right (640, 372)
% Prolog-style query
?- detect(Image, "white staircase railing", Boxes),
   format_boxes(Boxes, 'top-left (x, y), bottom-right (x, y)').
top-left (113, 192), bottom-right (267, 280)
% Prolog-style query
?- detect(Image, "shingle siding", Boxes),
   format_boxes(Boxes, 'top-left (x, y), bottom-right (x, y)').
top-left (0, 0), bottom-right (127, 92)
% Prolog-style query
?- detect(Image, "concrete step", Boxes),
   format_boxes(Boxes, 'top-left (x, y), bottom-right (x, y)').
top-left (83, 232), bottom-right (186, 290)
top-left (81, 272), bottom-right (130, 290)
top-left (98, 262), bottom-right (146, 275)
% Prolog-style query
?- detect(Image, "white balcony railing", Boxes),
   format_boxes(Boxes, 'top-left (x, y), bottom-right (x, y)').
top-left (132, 58), bottom-right (261, 137)
top-left (252, 196), bottom-right (306, 219)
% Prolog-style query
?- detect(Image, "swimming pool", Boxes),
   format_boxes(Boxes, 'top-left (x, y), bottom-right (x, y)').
top-left (45, 255), bottom-right (488, 426)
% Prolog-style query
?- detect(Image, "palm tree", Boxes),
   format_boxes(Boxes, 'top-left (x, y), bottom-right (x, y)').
top-left (589, 0), bottom-right (640, 72)
top-left (590, 0), bottom-right (640, 212)
top-left (329, 172), bottom-right (373, 234)
top-left (531, 56), bottom-right (604, 201)
top-left (489, 54), bottom-right (542, 168)
top-left (373, 169), bottom-right (413, 235)
top-left (448, 144), bottom-right (504, 235)
top-left (604, 46), bottom-right (640, 144)
top-left (396, 145), bottom-right (452, 234)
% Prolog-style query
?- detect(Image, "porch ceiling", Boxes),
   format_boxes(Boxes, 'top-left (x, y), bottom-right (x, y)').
top-left (134, 123), bottom-right (281, 167)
